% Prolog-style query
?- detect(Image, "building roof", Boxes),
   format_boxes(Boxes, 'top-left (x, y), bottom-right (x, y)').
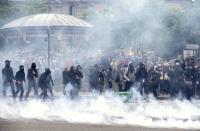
top-left (0, 13), bottom-right (93, 30)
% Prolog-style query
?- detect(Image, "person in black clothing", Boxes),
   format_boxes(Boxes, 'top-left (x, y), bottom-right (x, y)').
top-left (148, 66), bottom-right (161, 99)
top-left (75, 65), bottom-right (83, 92)
top-left (2, 60), bottom-right (15, 97)
top-left (46, 68), bottom-right (54, 98)
top-left (135, 63), bottom-right (148, 82)
top-left (62, 67), bottom-right (70, 95)
top-left (88, 66), bottom-right (94, 91)
top-left (39, 68), bottom-right (51, 100)
top-left (68, 66), bottom-right (78, 99)
top-left (171, 62), bottom-right (185, 98)
top-left (106, 66), bottom-right (113, 90)
top-left (14, 65), bottom-right (25, 100)
top-left (98, 67), bottom-right (105, 93)
top-left (89, 64), bottom-right (99, 92)
top-left (135, 62), bottom-right (148, 95)
top-left (184, 64), bottom-right (197, 100)
top-left (25, 63), bottom-right (38, 99)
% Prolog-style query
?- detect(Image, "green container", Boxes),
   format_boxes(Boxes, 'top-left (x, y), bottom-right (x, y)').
top-left (117, 92), bottom-right (133, 102)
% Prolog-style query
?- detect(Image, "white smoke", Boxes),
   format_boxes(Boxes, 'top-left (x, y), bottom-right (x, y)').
top-left (0, 91), bottom-right (200, 130)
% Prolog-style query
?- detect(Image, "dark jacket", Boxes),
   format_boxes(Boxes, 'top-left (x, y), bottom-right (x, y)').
top-left (62, 70), bottom-right (70, 85)
top-left (68, 70), bottom-right (77, 84)
top-left (38, 72), bottom-right (48, 88)
top-left (2, 67), bottom-right (14, 82)
top-left (27, 68), bottom-right (38, 81)
top-left (75, 70), bottom-right (83, 84)
top-left (15, 71), bottom-right (25, 82)
top-left (135, 66), bottom-right (148, 81)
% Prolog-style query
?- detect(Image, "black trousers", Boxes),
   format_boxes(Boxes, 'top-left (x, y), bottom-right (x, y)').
top-left (3, 80), bottom-right (15, 97)
top-left (15, 83), bottom-right (24, 100)
top-left (107, 79), bottom-right (113, 90)
top-left (47, 84), bottom-right (54, 97)
top-left (118, 81), bottom-right (125, 92)
top-left (25, 80), bottom-right (38, 98)
top-left (124, 81), bottom-right (133, 92)
top-left (40, 85), bottom-right (48, 100)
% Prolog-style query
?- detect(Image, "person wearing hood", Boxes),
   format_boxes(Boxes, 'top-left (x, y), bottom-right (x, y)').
top-left (2, 60), bottom-right (15, 97)
top-left (14, 65), bottom-right (25, 100)
top-left (25, 63), bottom-right (38, 99)
top-left (123, 62), bottom-right (135, 91)
top-left (39, 68), bottom-right (52, 100)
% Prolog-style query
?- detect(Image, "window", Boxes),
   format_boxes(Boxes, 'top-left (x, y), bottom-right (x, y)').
top-left (88, 4), bottom-right (95, 12)
top-left (69, 5), bottom-right (76, 16)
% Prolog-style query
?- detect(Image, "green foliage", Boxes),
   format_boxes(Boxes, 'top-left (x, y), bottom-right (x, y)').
top-left (25, 0), bottom-right (49, 14)
top-left (0, 0), bottom-right (49, 26)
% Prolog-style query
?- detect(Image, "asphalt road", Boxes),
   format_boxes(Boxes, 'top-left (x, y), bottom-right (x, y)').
top-left (0, 119), bottom-right (197, 131)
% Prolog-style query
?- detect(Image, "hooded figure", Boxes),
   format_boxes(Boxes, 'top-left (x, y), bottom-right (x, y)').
top-left (25, 63), bottom-right (38, 99)
top-left (15, 65), bottom-right (25, 100)
top-left (2, 60), bottom-right (15, 97)
top-left (39, 68), bottom-right (51, 100)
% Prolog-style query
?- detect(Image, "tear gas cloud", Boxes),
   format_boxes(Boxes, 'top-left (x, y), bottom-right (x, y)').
top-left (0, 89), bottom-right (200, 130)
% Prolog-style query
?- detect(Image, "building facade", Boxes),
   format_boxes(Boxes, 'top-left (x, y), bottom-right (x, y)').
top-left (9, 0), bottom-right (112, 19)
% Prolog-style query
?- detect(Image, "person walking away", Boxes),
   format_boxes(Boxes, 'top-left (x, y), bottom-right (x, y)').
top-left (39, 68), bottom-right (51, 100)
top-left (14, 65), bottom-right (25, 101)
top-left (2, 60), bottom-right (15, 98)
top-left (25, 63), bottom-right (38, 99)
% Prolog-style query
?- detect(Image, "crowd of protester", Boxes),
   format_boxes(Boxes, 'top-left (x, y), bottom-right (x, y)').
top-left (87, 49), bottom-right (200, 100)
top-left (1, 49), bottom-right (200, 101)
